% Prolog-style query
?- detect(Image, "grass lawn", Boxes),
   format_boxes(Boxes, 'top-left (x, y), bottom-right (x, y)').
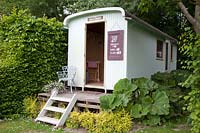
top-left (134, 122), bottom-right (190, 133)
top-left (0, 118), bottom-right (190, 133)
top-left (135, 126), bottom-right (190, 133)
top-left (0, 119), bottom-right (65, 133)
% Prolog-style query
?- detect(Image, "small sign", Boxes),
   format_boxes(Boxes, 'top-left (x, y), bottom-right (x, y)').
top-left (88, 16), bottom-right (103, 22)
top-left (107, 30), bottom-right (124, 60)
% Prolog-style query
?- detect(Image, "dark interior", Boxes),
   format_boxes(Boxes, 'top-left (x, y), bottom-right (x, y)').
top-left (86, 22), bottom-right (105, 84)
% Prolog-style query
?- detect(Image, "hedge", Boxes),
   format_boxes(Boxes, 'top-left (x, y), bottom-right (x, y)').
top-left (0, 9), bottom-right (67, 118)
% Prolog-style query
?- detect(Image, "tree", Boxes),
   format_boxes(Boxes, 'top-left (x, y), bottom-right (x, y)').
top-left (63, 0), bottom-right (134, 13)
top-left (63, 0), bottom-right (191, 37)
top-left (26, 0), bottom-right (68, 21)
top-left (137, 0), bottom-right (200, 34)
top-left (0, 0), bottom-right (70, 21)
top-left (178, 0), bottom-right (200, 33)
top-left (179, 27), bottom-right (200, 133)
top-left (0, 0), bottom-right (27, 16)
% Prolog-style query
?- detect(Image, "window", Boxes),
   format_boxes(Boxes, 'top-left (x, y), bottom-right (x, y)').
top-left (156, 40), bottom-right (163, 59)
top-left (170, 45), bottom-right (173, 61)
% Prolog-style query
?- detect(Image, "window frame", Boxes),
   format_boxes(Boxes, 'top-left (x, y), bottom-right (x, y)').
top-left (156, 40), bottom-right (164, 60)
top-left (170, 44), bottom-right (173, 62)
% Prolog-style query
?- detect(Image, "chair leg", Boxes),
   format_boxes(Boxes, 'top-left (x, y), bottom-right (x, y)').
top-left (72, 80), bottom-right (76, 91)
top-left (64, 81), bottom-right (67, 89)
top-left (70, 80), bottom-right (73, 93)
top-left (104, 89), bottom-right (107, 94)
top-left (70, 86), bottom-right (72, 93)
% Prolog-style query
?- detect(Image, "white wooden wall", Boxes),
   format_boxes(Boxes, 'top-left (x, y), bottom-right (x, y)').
top-left (66, 8), bottom-right (177, 91)
top-left (126, 21), bottom-right (176, 79)
top-left (67, 11), bottom-right (127, 90)
top-left (169, 44), bottom-right (177, 71)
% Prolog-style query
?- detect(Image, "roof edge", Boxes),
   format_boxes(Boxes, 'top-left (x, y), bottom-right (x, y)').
top-left (125, 12), bottom-right (177, 43)
top-left (63, 7), bottom-right (125, 27)
top-left (63, 7), bottom-right (177, 43)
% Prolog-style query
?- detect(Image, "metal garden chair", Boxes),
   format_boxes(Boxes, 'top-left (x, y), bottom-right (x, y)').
top-left (57, 66), bottom-right (76, 93)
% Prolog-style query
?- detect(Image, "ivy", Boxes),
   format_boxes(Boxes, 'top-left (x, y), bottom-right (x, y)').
top-left (0, 9), bottom-right (67, 118)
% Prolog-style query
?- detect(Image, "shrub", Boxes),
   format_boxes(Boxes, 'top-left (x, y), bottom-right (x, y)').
top-left (66, 111), bottom-right (80, 129)
top-left (96, 110), bottom-right (132, 133)
top-left (0, 9), bottom-right (67, 118)
top-left (79, 111), bottom-right (96, 132)
top-left (151, 70), bottom-right (191, 120)
top-left (42, 81), bottom-right (65, 93)
top-left (100, 78), bottom-right (170, 125)
top-left (23, 96), bottom-right (39, 118)
top-left (66, 110), bottom-right (132, 133)
top-left (151, 70), bottom-right (190, 87)
top-left (151, 71), bottom-right (176, 87)
top-left (179, 29), bottom-right (200, 133)
top-left (185, 89), bottom-right (200, 133)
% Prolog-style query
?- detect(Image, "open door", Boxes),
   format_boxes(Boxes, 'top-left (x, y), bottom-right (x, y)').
top-left (85, 22), bottom-right (105, 87)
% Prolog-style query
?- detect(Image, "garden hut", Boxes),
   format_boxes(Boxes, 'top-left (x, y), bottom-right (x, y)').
top-left (63, 7), bottom-right (177, 92)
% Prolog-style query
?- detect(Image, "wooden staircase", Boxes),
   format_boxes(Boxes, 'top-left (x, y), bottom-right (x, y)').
top-left (35, 89), bottom-right (77, 128)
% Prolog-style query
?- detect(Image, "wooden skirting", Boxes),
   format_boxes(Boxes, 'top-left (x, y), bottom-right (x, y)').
top-left (38, 90), bottom-right (108, 111)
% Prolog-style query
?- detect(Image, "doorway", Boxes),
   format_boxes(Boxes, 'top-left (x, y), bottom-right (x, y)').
top-left (85, 22), bottom-right (105, 87)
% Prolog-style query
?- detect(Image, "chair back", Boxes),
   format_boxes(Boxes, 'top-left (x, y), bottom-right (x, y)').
top-left (57, 66), bottom-right (76, 80)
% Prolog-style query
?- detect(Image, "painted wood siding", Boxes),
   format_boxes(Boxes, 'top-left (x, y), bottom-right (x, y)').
top-left (68, 11), bottom-right (127, 90)
top-left (169, 44), bottom-right (177, 70)
top-left (68, 17), bottom-right (86, 87)
top-left (103, 12), bottom-right (127, 90)
top-left (126, 21), bottom-right (166, 79)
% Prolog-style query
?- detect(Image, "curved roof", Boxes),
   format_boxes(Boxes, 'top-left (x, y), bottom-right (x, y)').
top-left (63, 7), bottom-right (177, 42)
top-left (63, 7), bottom-right (125, 27)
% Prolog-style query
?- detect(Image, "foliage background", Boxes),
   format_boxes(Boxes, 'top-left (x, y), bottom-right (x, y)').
top-left (179, 27), bottom-right (200, 133)
top-left (100, 78), bottom-right (170, 126)
top-left (0, 9), bottom-right (67, 118)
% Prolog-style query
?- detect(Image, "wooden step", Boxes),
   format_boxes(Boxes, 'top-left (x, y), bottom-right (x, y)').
top-left (45, 106), bottom-right (65, 113)
top-left (51, 96), bottom-right (71, 102)
top-left (35, 93), bottom-right (77, 128)
top-left (36, 116), bottom-right (59, 125)
top-left (76, 103), bottom-right (100, 109)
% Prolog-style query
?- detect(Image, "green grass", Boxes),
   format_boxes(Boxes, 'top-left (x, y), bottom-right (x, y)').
top-left (0, 119), bottom-right (65, 133)
top-left (135, 117), bottom-right (191, 133)
top-left (0, 118), bottom-right (191, 133)
top-left (136, 126), bottom-right (190, 133)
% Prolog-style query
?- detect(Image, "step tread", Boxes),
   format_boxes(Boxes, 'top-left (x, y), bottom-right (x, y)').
top-left (36, 116), bottom-right (59, 125)
top-left (45, 106), bottom-right (65, 113)
top-left (51, 96), bottom-right (71, 102)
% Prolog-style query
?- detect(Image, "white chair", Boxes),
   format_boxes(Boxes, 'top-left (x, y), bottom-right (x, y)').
top-left (57, 66), bottom-right (76, 93)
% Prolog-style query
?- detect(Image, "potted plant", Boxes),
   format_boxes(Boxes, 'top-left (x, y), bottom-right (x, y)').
top-left (42, 81), bottom-right (65, 94)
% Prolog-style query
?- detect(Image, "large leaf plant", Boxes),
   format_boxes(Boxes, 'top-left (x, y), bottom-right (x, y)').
top-left (100, 78), bottom-right (170, 125)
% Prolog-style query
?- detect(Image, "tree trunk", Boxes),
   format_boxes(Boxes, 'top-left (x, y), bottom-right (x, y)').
top-left (194, 1), bottom-right (200, 33)
top-left (178, 1), bottom-right (200, 33)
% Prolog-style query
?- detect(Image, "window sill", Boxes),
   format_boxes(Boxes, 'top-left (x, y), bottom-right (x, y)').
top-left (156, 58), bottom-right (164, 61)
